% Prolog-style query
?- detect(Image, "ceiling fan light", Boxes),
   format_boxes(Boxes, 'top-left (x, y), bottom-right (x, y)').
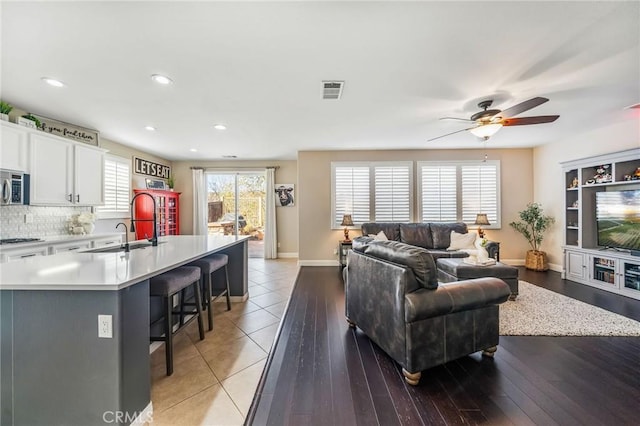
top-left (469, 123), bottom-right (503, 139)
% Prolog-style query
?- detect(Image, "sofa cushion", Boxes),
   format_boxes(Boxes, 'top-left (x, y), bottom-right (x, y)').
top-left (352, 236), bottom-right (374, 252)
top-left (430, 222), bottom-right (468, 249)
top-left (447, 231), bottom-right (477, 251)
top-left (368, 231), bottom-right (388, 241)
top-left (364, 240), bottom-right (438, 289)
top-left (361, 223), bottom-right (401, 241)
top-left (399, 223), bottom-right (433, 249)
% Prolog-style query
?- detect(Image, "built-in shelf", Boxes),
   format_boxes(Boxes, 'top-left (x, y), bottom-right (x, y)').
top-left (561, 148), bottom-right (640, 300)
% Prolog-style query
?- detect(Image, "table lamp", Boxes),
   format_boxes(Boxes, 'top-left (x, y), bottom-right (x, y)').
top-left (474, 213), bottom-right (490, 238)
top-left (341, 214), bottom-right (354, 241)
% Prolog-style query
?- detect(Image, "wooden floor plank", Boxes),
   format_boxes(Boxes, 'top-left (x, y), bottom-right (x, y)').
top-left (247, 266), bottom-right (640, 426)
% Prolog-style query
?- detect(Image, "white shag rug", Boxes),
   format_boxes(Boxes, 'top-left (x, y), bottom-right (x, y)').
top-left (499, 281), bottom-right (640, 336)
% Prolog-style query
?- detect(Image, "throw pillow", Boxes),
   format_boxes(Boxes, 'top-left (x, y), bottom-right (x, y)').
top-left (447, 231), bottom-right (477, 251)
top-left (368, 231), bottom-right (389, 241)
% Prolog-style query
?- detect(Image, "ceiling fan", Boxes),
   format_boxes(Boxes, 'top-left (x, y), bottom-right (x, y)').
top-left (428, 96), bottom-right (559, 141)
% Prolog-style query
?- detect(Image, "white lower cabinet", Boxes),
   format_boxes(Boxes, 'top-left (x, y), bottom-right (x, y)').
top-left (91, 236), bottom-right (122, 248)
top-left (564, 249), bottom-right (587, 281)
top-left (2, 246), bottom-right (49, 263)
top-left (564, 247), bottom-right (640, 300)
top-left (49, 240), bottom-right (92, 254)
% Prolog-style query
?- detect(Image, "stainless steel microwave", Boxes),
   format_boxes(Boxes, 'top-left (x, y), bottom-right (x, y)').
top-left (1, 169), bottom-right (30, 205)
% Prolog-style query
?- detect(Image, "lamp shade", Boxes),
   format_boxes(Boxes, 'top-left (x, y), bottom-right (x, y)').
top-left (340, 214), bottom-right (354, 226)
top-left (474, 213), bottom-right (491, 226)
top-left (469, 123), bottom-right (503, 139)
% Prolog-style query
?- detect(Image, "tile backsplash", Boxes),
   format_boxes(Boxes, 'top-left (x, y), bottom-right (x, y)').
top-left (0, 205), bottom-right (91, 239)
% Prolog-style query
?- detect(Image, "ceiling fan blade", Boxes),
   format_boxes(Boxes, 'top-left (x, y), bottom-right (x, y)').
top-left (439, 117), bottom-right (474, 122)
top-left (497, 97), bottom-right (549, 118)
top-left (501, 115), bottom-right (560, 126)
top-left (427, 126), bottom-right (476, 141)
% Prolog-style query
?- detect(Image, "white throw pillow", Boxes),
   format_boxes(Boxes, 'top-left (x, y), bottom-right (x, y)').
top-left (368, 231), bottom-right (389, 241)
top-left (447, 231), bottom-right (477, 251)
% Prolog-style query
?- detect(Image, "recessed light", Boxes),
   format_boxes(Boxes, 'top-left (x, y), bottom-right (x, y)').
top-left (222, 155), bottom-right (237, 159)
top-left (41, 77), bottom-right (65, 87)
top-left (213, 124), bottom-right (227, 130)
top-left (145, 126), bottom-right (156, 131)
top-left (190, 148), bottom-right (198, 152)
top-left (150, 74), bottom-right (173, 85)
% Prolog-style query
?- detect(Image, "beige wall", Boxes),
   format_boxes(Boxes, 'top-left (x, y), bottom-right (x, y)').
top-left (533, 119), bottom-right (639, 267)
top-left (93, 138), bottom-right (172, 237)
top-left (172, 160), bottom-right (299, 255)
top-left (298, 148), bottom-right (534, 263)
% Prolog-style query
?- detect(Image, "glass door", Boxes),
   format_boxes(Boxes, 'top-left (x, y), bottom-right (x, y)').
top-left (206, 171), bottom-right (266, 258)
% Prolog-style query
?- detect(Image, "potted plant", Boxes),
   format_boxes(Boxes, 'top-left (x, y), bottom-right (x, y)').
top-left (167, 175), bottom-right (175, 191)
top-left (0, 101), bottom-right (13, 121)
top-left (19, 113), bottom-right (41, 129)
top-left (510, 202), bottom-right (555, 271)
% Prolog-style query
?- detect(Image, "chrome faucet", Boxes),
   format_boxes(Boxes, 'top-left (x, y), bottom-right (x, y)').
top-left (116, 222), bottom-right (130, 252)
top-left (130, 192), bottom-right (158, 246)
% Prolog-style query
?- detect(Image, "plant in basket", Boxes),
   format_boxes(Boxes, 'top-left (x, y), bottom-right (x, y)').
top-left (510, 203), bottom-right (555, 271)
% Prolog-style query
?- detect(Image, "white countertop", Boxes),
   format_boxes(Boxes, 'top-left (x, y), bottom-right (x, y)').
top-left (0, 235), bottom-right (250, 291)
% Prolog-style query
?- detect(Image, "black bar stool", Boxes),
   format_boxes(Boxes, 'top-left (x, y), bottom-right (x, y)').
top-left (188, 254), bottom-right (231, 331)
top-left (149, 266), bottom-right (204, 376)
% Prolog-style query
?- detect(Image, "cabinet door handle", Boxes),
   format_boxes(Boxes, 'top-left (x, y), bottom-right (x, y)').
top-left (68, 193), bottom-right (73, 202)
top-left (76, 194), bottom-right (80, 203)
top-left (68, 247), bottom-right (79, 251)
top-left (21, 253), bottom-right (36, 258)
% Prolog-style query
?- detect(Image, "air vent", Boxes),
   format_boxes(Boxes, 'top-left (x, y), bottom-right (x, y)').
top-left (322, 81), bottom-right (344, 100)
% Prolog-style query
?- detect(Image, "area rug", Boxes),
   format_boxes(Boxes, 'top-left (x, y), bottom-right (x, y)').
top-left (499, 281), bottom-right (640, 336)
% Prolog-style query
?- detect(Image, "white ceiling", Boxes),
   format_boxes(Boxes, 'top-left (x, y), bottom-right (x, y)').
top-left (2, 1), bottom-right (639, 161)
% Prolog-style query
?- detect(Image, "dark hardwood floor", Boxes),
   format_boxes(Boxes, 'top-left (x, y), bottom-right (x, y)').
top-left (247, 267), bottom-right (640, 425)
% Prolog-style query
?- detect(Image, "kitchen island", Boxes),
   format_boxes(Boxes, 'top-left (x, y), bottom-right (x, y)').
top-left (0, 235), bottom-right (249, 426)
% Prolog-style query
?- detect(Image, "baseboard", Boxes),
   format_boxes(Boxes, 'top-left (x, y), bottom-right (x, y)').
top-left (501, 258), bottom-right (562, 273)
top-left (130, 401), bottom-right (153, 425)
top-left (277, 252), bottom-right (298, 258)
top-left (298, 260), bottom-right (340, 266)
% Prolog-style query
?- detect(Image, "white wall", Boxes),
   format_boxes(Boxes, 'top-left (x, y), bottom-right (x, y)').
top-left (533, 119), bottom-right (639, 267)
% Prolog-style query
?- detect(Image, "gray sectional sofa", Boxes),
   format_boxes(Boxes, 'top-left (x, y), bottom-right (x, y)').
top-left (358, 222), bottom-right (500, 260)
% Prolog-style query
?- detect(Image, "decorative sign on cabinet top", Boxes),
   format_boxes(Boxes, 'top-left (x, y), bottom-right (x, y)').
top-left (133, 156), bottom-right (171, 179)
top-left (31, 114), bottom-right (99, 146)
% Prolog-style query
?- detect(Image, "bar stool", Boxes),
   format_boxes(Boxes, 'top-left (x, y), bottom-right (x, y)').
top-left (149, 266), bottom-right (205, 376)
top-left (188, 254), bottom-right (231, 331)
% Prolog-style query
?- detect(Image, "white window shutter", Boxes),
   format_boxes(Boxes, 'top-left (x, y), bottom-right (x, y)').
top-left (421, 165), bottom-right (457, 222)
top-left (96, 156), bottom-right (131, 217)
top-left (334, 166), bottom-right (370, 226)
top-left (461, 164), bottom-right (498, 224)
top-left (374, 165), bottom-right (411, 222)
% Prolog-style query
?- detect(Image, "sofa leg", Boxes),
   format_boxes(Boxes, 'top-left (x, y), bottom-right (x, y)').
top-left (482, 346), bottom-right (498, 357)
top-left (402, 368), bottom-right (421, 386)
top-left (346, 318), bottom-right (356, 328)
top-left (509, 294), bottom-right (518, 301)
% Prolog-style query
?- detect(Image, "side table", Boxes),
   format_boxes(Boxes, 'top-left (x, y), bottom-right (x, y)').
top-left (339, 240), bottom-right (353, 268)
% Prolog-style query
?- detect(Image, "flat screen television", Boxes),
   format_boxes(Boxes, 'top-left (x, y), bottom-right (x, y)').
top-left (596, 189), bottom-right (640, 253)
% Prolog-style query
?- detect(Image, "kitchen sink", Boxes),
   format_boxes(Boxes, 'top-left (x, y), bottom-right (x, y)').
top-left (85, 241), bottom-right (165, 253)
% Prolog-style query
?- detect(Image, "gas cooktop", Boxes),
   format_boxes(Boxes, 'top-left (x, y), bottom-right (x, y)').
top-left (0, 238), bottom-right (42, 245)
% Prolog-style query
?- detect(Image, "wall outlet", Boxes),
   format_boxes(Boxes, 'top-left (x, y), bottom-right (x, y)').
top-left (24, 214), bottom-right (33, 224)
top-left (277, 242), bottom-right (281, 248)
top-left (98, 314), bottom-right (113, 338)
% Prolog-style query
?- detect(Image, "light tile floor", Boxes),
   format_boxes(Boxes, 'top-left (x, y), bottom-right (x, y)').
top-left (149, 258), bottom-right (299, 425)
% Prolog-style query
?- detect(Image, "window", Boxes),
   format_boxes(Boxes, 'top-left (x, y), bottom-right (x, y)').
top-left (418, 161), bottom-right (500, 227)
top-left (96, 155), bottom-right (131, 218)
top-left (331, 162), bottom-right (412, 227)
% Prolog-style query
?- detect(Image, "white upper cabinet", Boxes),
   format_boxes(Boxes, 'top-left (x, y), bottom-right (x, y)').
top-left (29, 131), bottom-right (106, 206)
top-left (0, 121), bottom-right (30, 172)
top-left (74, 144), bottom-right (105, 205)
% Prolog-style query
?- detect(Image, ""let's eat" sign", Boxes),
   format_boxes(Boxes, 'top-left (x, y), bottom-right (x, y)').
top-left (133, 157), bottom-right (171, 179)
